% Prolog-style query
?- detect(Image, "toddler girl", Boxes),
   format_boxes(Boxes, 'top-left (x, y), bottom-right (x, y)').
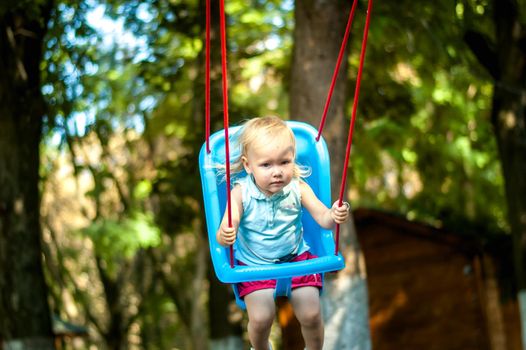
top-left (217, 116), bottom-right (350, 350)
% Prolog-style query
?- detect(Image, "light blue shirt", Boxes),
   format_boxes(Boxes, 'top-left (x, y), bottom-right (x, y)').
top-left (234, 175), bottom-right (310, 265)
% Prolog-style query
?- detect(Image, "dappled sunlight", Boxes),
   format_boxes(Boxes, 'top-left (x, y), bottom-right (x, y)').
top-left (402, 166), bottom-right (422, 198)
top-left (500, 110), bottom-right (517, 129)
top-left (369, 289), bottom-right (408, 331)
top-left (40, 125), bottom-right (192, 346)
top-left (339, 247), bottom-right (368, 282)
top-left (359, 151), bottom-right (423, 202)
top-left (391, 62), bottom-right (421, 87)
top-left (228, 300), bottom-right (244, 324)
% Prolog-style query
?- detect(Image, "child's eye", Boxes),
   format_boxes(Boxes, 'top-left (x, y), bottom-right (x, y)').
top-left (261, 162), bottom-right (271, 168)
top-left (281, 160), bottom-right (291, 165)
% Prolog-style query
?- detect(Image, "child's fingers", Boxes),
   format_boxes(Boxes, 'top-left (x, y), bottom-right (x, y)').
top-left (221, 223), bottom-right (236, 234)
top-left (223, 230), bottom-right (236, 239)
top-left (332, 202), bottom-right (350, 213)
top-left (334, 207), bottom-right (346, 214)
top-left (332, 201), bottom-right (350, 223)
top-left (336, 210), bottom-right (349, 219)
top-left (332, 201), bottom-right (350, 210)
top-left (223, 236), bottom-right (236, 245)
top-left (222, 225), bottom-right (235, 234)
top-left (334, 216), bottom-right (348, 224)
top-left (220, 224), bottom-right (237, 245)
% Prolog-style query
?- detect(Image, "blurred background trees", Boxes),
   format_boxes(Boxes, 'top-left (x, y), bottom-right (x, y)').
top-left (1, 0), bottom-right (524, 349)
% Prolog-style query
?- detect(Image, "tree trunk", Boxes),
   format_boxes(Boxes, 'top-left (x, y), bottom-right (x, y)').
top-left (96, 257), bottom-right (127, 350)
top-left (288, 1), bottom-right (371, 349)
top-left (492, 82), bottom-right (526, 350)
top-left (491, 0), bottom-right (526, 288)
top-left (465, 0), bottom-right (526, 347)
top-left (0, 3), bottom-right (55, 349)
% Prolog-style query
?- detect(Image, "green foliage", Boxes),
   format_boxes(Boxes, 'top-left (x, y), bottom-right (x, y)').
top-left (41, 0), bottom-right (100, 137)
top-left (227, 0), bottom-right (293, 119)
top-left (81, 212), bottom-right (161, 275)
top-left (347, 0), bottom-right (506, 233)
top-left (134, 179), bottom-right (152, 200)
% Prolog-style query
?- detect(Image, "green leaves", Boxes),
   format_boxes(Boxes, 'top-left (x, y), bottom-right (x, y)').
top-left (81, 212), bottom-right (161, 275)
top-left (348, 0), bottom-right (506, 232)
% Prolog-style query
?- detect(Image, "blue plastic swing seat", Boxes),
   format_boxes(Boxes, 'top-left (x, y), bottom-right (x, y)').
top-left (199, 121), bottom-right (345, 309)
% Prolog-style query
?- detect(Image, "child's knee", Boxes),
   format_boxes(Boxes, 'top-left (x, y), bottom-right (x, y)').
top-left (248, 310), bottom-right (274, 332)
top-left (296, 306), bottom-right (322, 328)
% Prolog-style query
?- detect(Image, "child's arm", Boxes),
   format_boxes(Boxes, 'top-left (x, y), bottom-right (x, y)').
top-left (216, 185), bottom-right (244, 247)
top-left (300, 180), bottom-right (350, 229)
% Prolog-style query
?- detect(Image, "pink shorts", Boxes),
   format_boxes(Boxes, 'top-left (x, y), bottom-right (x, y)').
top-left (236, 251), bottom-right (323, 298)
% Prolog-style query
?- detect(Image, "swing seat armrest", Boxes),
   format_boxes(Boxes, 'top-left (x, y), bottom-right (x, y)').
top-left (213, 254), bottom-right (345, 283)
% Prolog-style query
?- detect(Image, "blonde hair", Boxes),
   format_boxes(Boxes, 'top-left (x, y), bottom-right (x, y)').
top-left (228, 116), bottom-right (310, 178)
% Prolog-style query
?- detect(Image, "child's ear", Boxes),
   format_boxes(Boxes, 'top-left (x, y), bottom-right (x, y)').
top-left (242, 156), bottom-right (251, 174)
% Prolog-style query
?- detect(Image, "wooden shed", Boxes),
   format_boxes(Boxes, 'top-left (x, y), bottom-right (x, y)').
top-left (354, 208), bottom-right (522, 350)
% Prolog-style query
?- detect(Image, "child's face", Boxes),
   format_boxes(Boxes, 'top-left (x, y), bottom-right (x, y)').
top-left (242, 136), bottom-right (295, 196)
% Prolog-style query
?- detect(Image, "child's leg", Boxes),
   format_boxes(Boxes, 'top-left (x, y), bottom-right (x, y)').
top-left (290, 286), bottom-right (324, 350)
top-left (244, 288), bottom-right (275, 350)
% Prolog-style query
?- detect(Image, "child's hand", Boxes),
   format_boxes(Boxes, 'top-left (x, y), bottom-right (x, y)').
top-left (218, 222), bottom-right (237, 246)
top-left (331, 201), bottom-right (351, 224)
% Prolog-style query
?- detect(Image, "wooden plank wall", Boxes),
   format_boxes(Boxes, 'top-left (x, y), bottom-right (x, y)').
top-left (355, 209), bottom-right (521, 350)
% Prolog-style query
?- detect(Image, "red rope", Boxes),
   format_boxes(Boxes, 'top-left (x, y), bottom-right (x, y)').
top-left (206, 0), bottom-right (372, 260)
top-left (205, 0), bottom-right (211, 153)
top-left (219, 0), bottom-right (235, 267)
top-left (335, 0), bottom-right (373, 255)
top-left (316, 0), bottom-right (358, 142)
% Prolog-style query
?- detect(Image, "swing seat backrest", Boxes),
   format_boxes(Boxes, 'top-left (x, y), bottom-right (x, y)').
top-left (199, 121), bottom-right (345, 285)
